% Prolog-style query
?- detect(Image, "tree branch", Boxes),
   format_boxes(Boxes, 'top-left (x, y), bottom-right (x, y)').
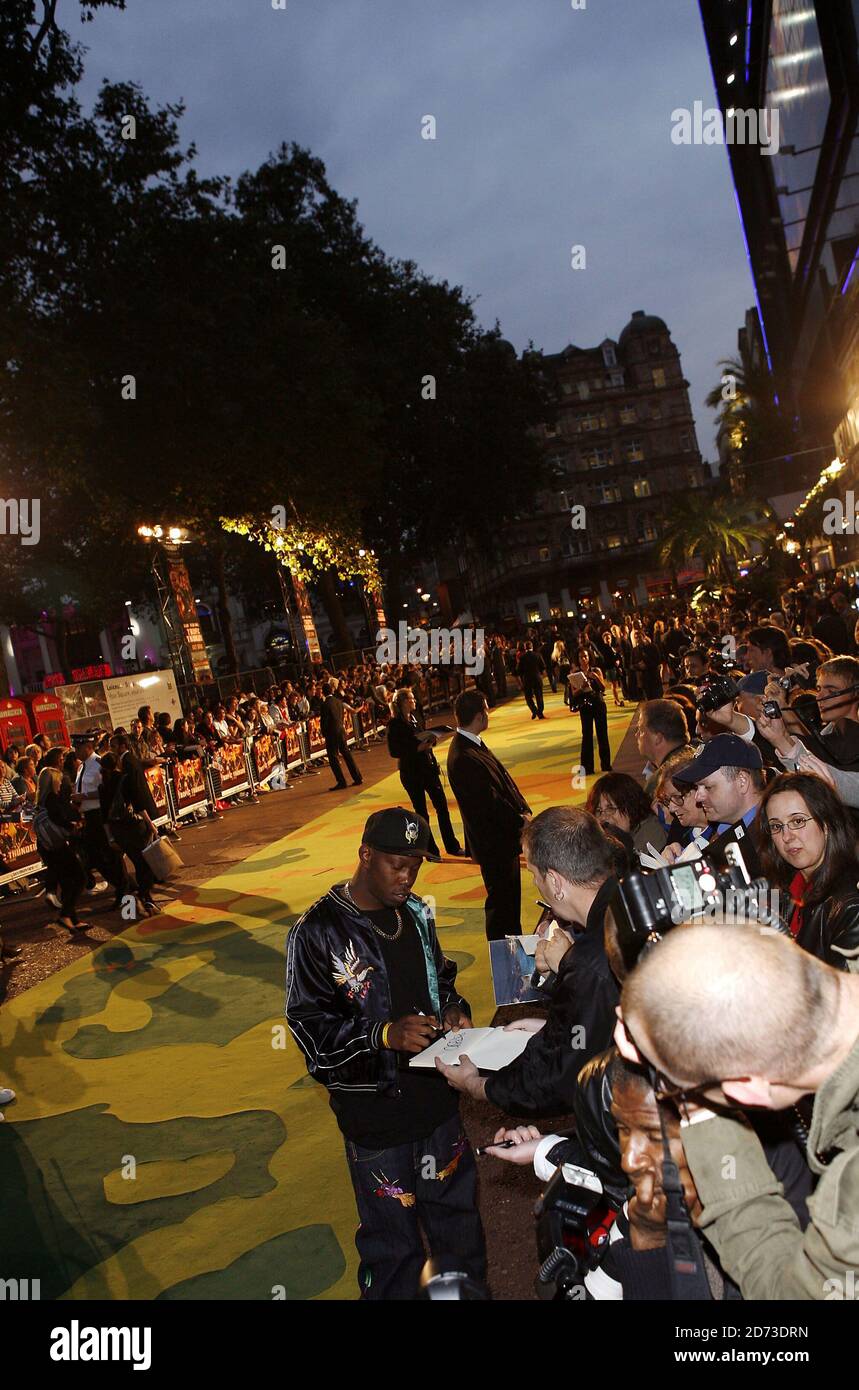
top-left (28, 0), bottom-right (59, 59)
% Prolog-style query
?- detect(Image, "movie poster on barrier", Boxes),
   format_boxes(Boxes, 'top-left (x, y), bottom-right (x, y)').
top-left (144, 765), bottom-right (171, 828)
top-left (252, 732), bottom-right (279, 785)
top-left (217, 741), bottom-right (251, 796)
top-left (343, 708), bottom-right (356, 748)
top-left (171, 756), bottom-right (209, 816)
top-left (282, 723), bottom-right (303, 770)
top-left (306, 714), bottom-right (326, 760)
top-left (0, 819), bottom-right (44, 885)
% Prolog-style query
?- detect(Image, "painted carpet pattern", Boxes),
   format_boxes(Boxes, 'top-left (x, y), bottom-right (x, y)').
top-left (0, 694), bottom-right (633, 1300)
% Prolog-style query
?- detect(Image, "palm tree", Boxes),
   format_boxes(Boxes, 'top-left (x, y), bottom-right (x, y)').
top-left (659, 494), bottom-right (773, 587)
top-left (705, 342), bottom-right (797, 494)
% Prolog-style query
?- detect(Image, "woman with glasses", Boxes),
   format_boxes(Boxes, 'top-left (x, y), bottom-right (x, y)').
top-left (653, 749), bottom-right (709, 854)
top-left (586, 772), bottom-right (665, 855)
top-left (758, 771), bottom-right (859, 969)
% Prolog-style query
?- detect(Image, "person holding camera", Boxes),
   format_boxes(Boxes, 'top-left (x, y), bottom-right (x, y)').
top-left (758, 771), bottom-right (859, 969)
top-left (756, 655), bottom-right (859, 779)
top-left (566, 647), bottom-right (612, 776)
top-left (616, 924), bottom-right (859, 1300)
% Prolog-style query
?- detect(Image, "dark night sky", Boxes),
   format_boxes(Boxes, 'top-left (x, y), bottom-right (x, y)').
top-left (75, 0), bottom-right (754, 459)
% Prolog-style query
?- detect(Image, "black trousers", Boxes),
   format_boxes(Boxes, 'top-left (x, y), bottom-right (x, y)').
top-left (400, 771), bottom-right (461, 856)
top-left (344, 1111), bottom-right (486, 1300)
top-left (41, 844), bottom-right (86, 922)
top-left (579, 699), bottom-right (612, 775)
top-left (522, 680), bottom-right (544, 717)
top-left (326, 733), bottom-right (362, 786)
top-left (477, 852), bottom-right (522, 940)
top-left (82, 809), bottom-right (127, 893)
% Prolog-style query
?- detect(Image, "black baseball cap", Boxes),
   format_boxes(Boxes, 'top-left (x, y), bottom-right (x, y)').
top-left (361, 807), bottom-right (440, 861)
top-left (673, 733), bottom-right (763, 785)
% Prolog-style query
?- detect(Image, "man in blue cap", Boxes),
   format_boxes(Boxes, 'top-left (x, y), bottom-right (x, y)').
top-left (671, 733), bottom-right (766, 876)
top-left (286, 806), bottom-right (486, 1299)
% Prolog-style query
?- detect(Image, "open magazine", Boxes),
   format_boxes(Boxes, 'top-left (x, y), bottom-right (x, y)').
top-left (409, 1027), bottom-right (530, 1072)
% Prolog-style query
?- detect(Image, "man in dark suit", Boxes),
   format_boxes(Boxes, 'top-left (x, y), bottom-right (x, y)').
top-left (447, 689), bottom-right (531, 940)
top-left (515, 642), bottom-right (546, 719)
top-left (321, 678), bottom-right (363, 791)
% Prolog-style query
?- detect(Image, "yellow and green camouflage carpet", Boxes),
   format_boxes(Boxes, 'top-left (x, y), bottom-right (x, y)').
top-left (0, 694), bottom-right (634, 1300)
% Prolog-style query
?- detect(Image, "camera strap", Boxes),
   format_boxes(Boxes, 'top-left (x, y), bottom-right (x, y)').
top-left (656, 1097), bottom-right (712, 1300)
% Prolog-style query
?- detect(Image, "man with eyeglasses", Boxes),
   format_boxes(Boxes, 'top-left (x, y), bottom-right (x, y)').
top-left (667, 734), bottom-right (766, 876)
top-left (615, 924), bottom-right (859, 1300)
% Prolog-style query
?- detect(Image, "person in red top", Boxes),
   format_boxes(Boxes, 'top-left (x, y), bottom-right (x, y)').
top-left (758, 771), bottom-right (859, 969)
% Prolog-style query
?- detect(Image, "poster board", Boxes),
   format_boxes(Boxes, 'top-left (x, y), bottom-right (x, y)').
top-left (216, 741), bottom-right (251, 797)
top-left (251, 733), bottom-right (279, 786)
top-left (0, 819), bottom-right (44, 885)
top-left (144, 765), bottom-right (171, 828)
top-left (306, 715), bottom-right (326, 761)
top-left (281, 724), bottom-right (304, 771)
top-left (171, 757), bottom-right (209, 817)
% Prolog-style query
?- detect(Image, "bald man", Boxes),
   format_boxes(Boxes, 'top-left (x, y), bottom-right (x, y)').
top-left (616, 925), bottom-right (859, 1300)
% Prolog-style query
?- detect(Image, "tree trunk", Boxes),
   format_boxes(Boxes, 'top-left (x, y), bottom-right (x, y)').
top-left (211, 542), bottom-right (240, 674)
top-left (317, 568), bottom-right (355, 660)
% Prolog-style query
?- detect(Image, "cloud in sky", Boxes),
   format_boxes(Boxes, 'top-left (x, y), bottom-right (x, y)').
top-left (75, 0), bottom-right (754, 457)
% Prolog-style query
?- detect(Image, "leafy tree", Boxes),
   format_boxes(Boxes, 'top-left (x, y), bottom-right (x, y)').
top-left (659, 492), bottom-right (772, 587)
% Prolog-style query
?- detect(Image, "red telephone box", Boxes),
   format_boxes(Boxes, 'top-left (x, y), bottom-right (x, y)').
top-left (0, 698), bottom-right (32, 753)
top-left (26, 693), bottom-right (69, 749)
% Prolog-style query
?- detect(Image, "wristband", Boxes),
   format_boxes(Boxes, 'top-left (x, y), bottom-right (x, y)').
top-left (381, 1022), bottom-right (392, 1049)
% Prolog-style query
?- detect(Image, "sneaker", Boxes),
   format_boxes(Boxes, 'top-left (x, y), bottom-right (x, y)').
top-left (87, 881), bottom-right (110, 895)
top-left (0, 1087), bottom-right (16, 1105)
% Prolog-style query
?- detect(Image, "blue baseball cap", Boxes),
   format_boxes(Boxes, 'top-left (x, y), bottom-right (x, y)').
top-left (673, 733), bottom-right (763, 784)
top-left (738, 672), bottom-right (768, 695)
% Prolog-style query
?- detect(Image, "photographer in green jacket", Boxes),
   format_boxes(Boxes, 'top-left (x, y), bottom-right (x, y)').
top-left (615, 924), bottom-right (859, 1300)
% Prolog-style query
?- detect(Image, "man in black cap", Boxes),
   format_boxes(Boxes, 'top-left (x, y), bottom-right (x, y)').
top-left (286, 806), bottom-right (486, 1300)
top-left (669, 732), bottom-right (766, 876)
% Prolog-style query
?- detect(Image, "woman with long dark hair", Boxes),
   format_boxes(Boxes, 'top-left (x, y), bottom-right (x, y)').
top-left (34, 766), bottom-right (86, 932)
top-left (586, 772), bottom-right (665, 854)
top-left (758, 771), bottom-right (859, 969)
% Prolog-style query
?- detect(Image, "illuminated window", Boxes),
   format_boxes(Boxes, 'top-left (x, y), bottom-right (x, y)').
top-left (652, 368), bottom-right (666, 387)
top-left (620, 405), bottom-right (637, 424)
top-left (633, 476), bottom-right (651, 498)
top-left (626, 439), bottom-right (645, 462)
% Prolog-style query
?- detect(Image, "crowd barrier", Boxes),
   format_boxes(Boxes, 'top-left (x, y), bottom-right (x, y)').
top-left (0, 677), bottom-right (475, 888)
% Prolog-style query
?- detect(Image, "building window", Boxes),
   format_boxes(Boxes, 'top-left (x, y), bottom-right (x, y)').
top-left (580, 412), bottom-right (606, 431)
top-left (651, 403), bottom-right (663, 420)
top-left (686, 466), bottom-right (700, 486)
top-left (620, 405), bottom-right (637, 424)
top-left (538, 546), bottom-right (551, 562)
top-left (626, 439), bottom-right (644, 462)
top-left (578, 381), bottom-right (590, 400)
top-left (599, 484), bottom-right (623, 504)
top-left (680, 430), bottom-right (692, 450)
top-left (609, 370), bottom-right (624, 386)
top-left (606, 534), bottom-right (624, 550)
top-left (648, 338), bottom-right (661, 356)
top-left (652, 367), bottom-right (666, 387)
top-left (545, 421), bottom-right (560, 437)
top-left (633, 476), bottom-right (651, 498)
top-left (584, 447), bottom-right (612, 469)
top-left (602, 343), bottom-right (617, 367)
top-left (561, 382), bottom-right (573, 395)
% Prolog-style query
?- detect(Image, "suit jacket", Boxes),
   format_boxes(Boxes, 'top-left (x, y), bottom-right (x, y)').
top-left (446, 732), bottom-right (530, 863)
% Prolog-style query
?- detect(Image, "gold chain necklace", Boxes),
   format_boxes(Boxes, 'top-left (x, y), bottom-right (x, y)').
top-left (343, 880), bottom-right (403, 940)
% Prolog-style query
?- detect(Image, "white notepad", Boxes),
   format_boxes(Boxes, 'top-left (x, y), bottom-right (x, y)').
top-left (409, 1027), bottom-right (530, 1072)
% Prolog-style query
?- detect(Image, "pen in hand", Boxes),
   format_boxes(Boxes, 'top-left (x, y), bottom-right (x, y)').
top-left (474, 1139), bottom-right (519, 1156)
